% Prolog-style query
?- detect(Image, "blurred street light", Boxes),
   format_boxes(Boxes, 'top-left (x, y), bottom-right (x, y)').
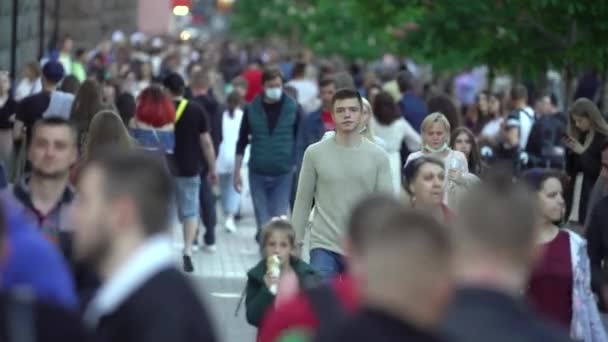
top-left (173, 5), bottom-right (190, 16)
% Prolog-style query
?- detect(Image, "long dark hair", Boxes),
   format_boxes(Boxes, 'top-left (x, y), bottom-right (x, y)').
top-left (372, 91), bottom-right (400, 125)
top-left (450, 127), bottom-right (483, 175)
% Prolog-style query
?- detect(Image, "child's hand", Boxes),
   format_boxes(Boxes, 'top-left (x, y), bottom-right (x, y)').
top-left (264, 272), bottom-right (279, 289)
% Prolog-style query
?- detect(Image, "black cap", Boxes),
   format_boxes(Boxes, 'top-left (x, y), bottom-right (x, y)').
top-left (42, 61), bottom-right (65, 83)
top-left (162, 72), bottom-right (185, 96)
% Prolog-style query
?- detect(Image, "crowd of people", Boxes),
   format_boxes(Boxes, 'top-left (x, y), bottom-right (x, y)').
top-left (0, 31), bottom-right (608, 342)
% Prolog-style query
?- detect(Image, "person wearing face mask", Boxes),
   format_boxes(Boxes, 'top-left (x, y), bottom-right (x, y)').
top-left (405, 112), bottom-right (477, 210)
top-left (235, 66), bottom-right (304, 242)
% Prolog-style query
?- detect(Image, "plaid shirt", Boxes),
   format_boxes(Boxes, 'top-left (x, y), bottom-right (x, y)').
top-left (2, 177), bottom-right (75, 245)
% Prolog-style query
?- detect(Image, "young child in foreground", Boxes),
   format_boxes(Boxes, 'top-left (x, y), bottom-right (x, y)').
top-left (245, 218), bottom-right (318, 328)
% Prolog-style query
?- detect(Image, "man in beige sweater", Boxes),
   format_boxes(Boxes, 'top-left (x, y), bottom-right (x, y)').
top-left (292, 88), bottom-right (393, 280)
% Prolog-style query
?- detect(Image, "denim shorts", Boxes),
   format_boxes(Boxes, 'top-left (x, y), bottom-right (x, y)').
top-left (174, 176), bottom-right (201, 221)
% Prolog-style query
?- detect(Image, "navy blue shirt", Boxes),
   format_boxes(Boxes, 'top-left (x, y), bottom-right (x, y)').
top-left (399, 92), bottom-right (428, 133)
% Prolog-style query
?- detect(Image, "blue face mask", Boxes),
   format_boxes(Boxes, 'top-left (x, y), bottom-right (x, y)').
top-left (265, 87), bottom-right (282, 101)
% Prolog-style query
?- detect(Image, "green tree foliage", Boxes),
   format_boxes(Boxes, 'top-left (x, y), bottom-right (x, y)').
top-left (230, 0), bottom-right (608, 76)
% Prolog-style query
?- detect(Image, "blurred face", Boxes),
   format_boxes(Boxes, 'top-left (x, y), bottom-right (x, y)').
top-left (63, 39), bottom-right (74, 52)
top-left (478, 93), bottom-right (489, 113)
top-left (29, 125), bottom-right (77, 178)
top-left (504, 126), bottom-right (520, 146)
top-left (103, 84), bottom-right (116, 102)
top-left (70, 166), bottom-right (112, 269)
top-left (535, 96), bottom-right (554, 116)
top-left (263, 76), bottom-right (283, 91)
top-left (410, 163), bottom-right (445, 206)
top-left (332, 98), bottom-right (362, 133)
top-left (319, 83), bottom-right (336, 110)
top-left (0, 71), bottom-right (10, 93)
top-left (361, 103), bottom-right (372, 127)
top-left (264, 231), bottom-right (293, 266)
top-left (538, 177), bottom-right (565, 223)
top-left (453, 132), bottom-right (472, 158)
top-left (424, 121), bottom-right (448, 149)
top-left (573, 115), bottom-right (592, 132)
top-left (488, 95), bottom-right (500, 116)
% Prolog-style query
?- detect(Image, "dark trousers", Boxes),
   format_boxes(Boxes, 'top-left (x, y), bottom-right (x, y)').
top-left (199, 172), bottom-right (217, 245)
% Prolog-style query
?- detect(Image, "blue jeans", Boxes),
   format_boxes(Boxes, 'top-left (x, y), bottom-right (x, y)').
top-left (248, 170), bottom-right (292, 234)
top-left (310, 248), bottom-right (346, 281)
top-left (219, 173), bottom-right (240, 215)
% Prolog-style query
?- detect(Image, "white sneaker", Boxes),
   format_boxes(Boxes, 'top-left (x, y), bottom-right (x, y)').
top-left (224, 217), bottom-right (237, 233)
top-left (203, 244), bottom-right (217, 253)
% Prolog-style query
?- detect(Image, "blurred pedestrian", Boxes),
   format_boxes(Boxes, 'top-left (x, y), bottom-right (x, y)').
top-left (115, 92), bottom-right (136, 126)
top-left (428, 93), bottom-right (462, 134)
top-left (70, 79), bottom-right (112, 149)
top-left (321, 206), bottom-right (452, 342)
top-left (0, 198), bottom-right (90, 341)
top-left (234, 66), bottom-right (302, 242)
top-left (526, 92), bottom-right (566, 169)
top-left (0, 71), bottom-right (16, 169)
top-left (164, 73), bottom-right (217, 268)
top-left (72, 48), bottom-right (88, 82)
top-left (59, 75), bottom-right (81, 95)
top-left (75, 151), bottom-right (217, 342)
top-left (522, 169), bottom-right (606, 341)
top-left (397, 70), bottom-right (428, 132)
top-left (14, 61), bottom-right (42, 101)
top-left (509, 84), bottom-right (535, 149)
top-left (286, 62), bottom-right (319, 113)
top-left (292, 88), bottom-right (392, 280)
top-left (217, 91), bottom-right (243, 233)
top-left (441, 172), bottom-right (572, 342)
top-left (463, 91), bottom-right (489, 135)
top-left (563, 98), bottom-right (608, 226)
top-left (371, 91), bottom-right (421, 193)
top-left (14, 61), bottom-right (75, 144)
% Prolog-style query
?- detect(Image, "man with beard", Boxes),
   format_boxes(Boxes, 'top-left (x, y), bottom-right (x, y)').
top-left (74, 150), bottom-right (217, 342)
top-left (3, 117), bottom-right (78, 255)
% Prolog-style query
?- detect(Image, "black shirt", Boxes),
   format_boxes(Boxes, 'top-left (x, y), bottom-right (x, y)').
top-left (236, 95), bottom-right (303, 156)
top-left (173, 99), bottom-right (209, 177)
top-left (441, 287), bottom-right (572, 342)
top-left (16, 91), bottom-right (51, 137)
top-left (321, 307), bottom-right (442, 342)
top-left (0, 292), bottom-right (91, 342)
top-left (586, 195), bottom-right (608, 312)
top-left (191, 93), bottom-right (222, 155)
top-left (0, 97), bottom-right (16, 129)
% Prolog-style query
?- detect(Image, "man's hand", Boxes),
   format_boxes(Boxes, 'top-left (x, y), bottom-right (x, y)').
top-left (233, 172), bottom-right (242, 193)
top-left (207, 169), bottom-right (218, 185)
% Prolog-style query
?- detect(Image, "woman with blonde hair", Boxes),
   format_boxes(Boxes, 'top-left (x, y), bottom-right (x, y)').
top-left (563, 98), bottom-right (608, 226)
top-left (405, 112), bottom-right (478, 208)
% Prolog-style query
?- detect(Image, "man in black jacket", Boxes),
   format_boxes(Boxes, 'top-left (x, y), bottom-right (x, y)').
top-left (441, 173), bottom-right (572, 342)
top-left (72, 151), bottom-right (217, 342)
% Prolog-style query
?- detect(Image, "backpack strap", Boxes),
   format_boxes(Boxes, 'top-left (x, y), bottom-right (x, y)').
top-left (7, 288), bottom-right (36, 342)
top-left (304, 283), bottom-right (347, 342)
top-left (175, 99), bottom-right (188, 123)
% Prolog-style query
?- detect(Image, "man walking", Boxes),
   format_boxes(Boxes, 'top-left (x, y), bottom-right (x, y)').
top-left (163, 73), bottom-right (217, 271)
top-left (234, 66), bottom-right (303, 242)
top-left (292, 88), bottom-right (393, 279)
top-left (75, 151), bottom-right (217, 342)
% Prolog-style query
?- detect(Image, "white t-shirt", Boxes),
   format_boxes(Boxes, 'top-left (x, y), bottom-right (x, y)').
top-left (286, 79), bottom-right (319, 113)
top-left (516, 106), bottom-right (535, 149)
top-left (217, 108), bottom-right (244, 174)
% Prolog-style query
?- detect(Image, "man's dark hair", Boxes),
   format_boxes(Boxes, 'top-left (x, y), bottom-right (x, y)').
top-left (373, 91), bottom-right (401, 125)
top-left (348, 195), bottom-right (404, 251)
top-left (292, 62), bottom-right (307, 79)
top-left (262, 65), bottom-right (283, 84)
top-left (318, 76), bottom-right (336, 89)
top-left (31, 117), bottom-right (78, 145)
top-left (75, 48), bottom-right (86, 59)
top-left (163, 72), bottom-right (185, 96)
top-left (331, 88), bottom-right (362, 108)
top-left (397, 70), bottom-right (415, 93)
top-left (511, 84), bottom-right (528, 101)
top-left (88, 150), bottom-right (174, 236)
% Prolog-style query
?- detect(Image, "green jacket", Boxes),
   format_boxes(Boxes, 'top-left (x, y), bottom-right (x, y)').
top-left (245, 257), bottom-right (318, 327)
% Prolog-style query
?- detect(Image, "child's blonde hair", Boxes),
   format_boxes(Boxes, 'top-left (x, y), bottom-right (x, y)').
top-left (261, 217), bottom-right (296, 253)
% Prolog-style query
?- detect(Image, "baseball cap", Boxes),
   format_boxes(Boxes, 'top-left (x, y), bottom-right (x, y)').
top-left (42, 61), bottom-right (65, 83)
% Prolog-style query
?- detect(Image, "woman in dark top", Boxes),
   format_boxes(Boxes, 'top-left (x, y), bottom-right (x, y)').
top-left (523, 168), bottom-right (606, 341)
top-left (563, 98), bottom-right (608, 226)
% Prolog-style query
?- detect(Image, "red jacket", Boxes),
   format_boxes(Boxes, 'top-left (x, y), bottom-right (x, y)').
top-left (258, 275), bottom-right (359, 342)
